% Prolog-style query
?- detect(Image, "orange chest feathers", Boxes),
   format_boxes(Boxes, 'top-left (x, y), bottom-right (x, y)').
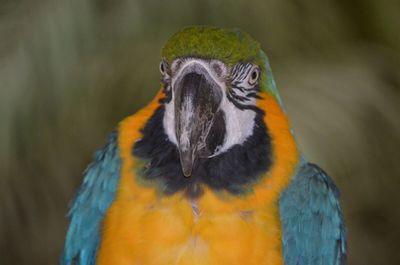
top-left (96, 91), bottom-right (299, 265)
top-left (98, 188), bottom-right (284, 265)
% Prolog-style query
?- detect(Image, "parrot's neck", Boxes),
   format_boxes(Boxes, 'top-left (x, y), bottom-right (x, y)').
top-left (133, 104), bottom-right (272, 198)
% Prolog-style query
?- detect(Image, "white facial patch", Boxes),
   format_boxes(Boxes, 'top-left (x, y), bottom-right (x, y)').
top-left (163, 99), bottom-right (178, 145)
top-left (214, 97), bottom-right (256, 155)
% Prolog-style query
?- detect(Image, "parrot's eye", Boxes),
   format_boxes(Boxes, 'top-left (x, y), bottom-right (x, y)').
top-left (159, 60), bottom-right (167, 76)
top-left (248, 67), bottom-right (260, 85)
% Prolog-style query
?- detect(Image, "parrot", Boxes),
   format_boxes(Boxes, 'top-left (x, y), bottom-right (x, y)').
top-left (60, 26), bottom-right (347, 265)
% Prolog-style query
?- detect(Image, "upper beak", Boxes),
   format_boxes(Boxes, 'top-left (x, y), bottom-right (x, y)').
top-left (174, 69), bottom-right (223, 177)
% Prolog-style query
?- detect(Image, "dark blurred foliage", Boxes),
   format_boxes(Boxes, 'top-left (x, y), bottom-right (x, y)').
top-left (1, 0), bottom-right (399, 264)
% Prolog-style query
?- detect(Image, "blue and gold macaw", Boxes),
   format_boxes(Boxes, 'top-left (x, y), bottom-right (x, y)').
top-left (61, 26), bottom-right (347, 265)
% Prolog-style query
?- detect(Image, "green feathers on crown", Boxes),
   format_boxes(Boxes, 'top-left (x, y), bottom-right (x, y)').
top-left (162, 26), bottom-right (261, 65)
top-left (162, 26), bottom-right (282, 104)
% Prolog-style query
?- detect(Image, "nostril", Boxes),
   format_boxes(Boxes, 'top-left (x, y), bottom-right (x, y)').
top-left (211, 62), bottom-right (223, 77)
top-left (171, 58), bottom-right (184, 73)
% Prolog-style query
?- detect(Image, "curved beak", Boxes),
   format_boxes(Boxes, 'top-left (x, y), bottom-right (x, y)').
top-left (174, 69), bottom-right (223, 177)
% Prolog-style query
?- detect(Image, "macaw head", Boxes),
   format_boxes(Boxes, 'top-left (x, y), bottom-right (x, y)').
top-left (159, 26), bottom-right (283, 178)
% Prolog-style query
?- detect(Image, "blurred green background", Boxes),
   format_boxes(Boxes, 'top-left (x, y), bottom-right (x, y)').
top-left (1, 0), bottom-right (400, 264)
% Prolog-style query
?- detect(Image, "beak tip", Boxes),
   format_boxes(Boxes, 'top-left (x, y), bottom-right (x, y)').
top-left (182, 167), bottom-right (192, 177)
top-left (179, 153), bottom-right (194, 177)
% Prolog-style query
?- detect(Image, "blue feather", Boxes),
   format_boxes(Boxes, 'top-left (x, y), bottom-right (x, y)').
top-left (279, 162), bottom-right (347, 265)
top-left (60, 132), bottom-right (121, 265)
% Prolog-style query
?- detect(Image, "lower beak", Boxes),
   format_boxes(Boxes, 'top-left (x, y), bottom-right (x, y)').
top-left (174, 72), bottom-right (223, 177)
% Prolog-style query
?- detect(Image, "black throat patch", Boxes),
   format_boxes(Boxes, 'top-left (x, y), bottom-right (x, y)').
top-left (132, 104), bottom-right (272, 198)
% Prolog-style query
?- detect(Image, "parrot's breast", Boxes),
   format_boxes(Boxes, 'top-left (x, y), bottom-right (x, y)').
top-left (97, 187), bottom-right (284, 265)
top-left (96, 91), bottom-right (299, 265)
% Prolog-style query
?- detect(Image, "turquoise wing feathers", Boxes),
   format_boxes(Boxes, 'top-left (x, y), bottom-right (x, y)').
top-left (279, 162), bottom-right (347, 265)
top-left (60, 132), bottom-right (121, 265)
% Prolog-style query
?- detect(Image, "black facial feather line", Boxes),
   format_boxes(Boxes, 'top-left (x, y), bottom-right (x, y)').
top-left (133, 103), bottom-right (272, 198)
top-left (227, 62), bottom-right (261, 109)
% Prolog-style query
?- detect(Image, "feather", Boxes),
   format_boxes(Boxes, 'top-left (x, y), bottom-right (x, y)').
top-left (60, 132), bottom-right (121, 265)
top-left (279, 162), bottom-right (347, 265)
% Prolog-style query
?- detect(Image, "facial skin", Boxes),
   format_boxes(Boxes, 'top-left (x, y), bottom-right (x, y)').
top-left (161, 57), bottom-right (261, 177)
